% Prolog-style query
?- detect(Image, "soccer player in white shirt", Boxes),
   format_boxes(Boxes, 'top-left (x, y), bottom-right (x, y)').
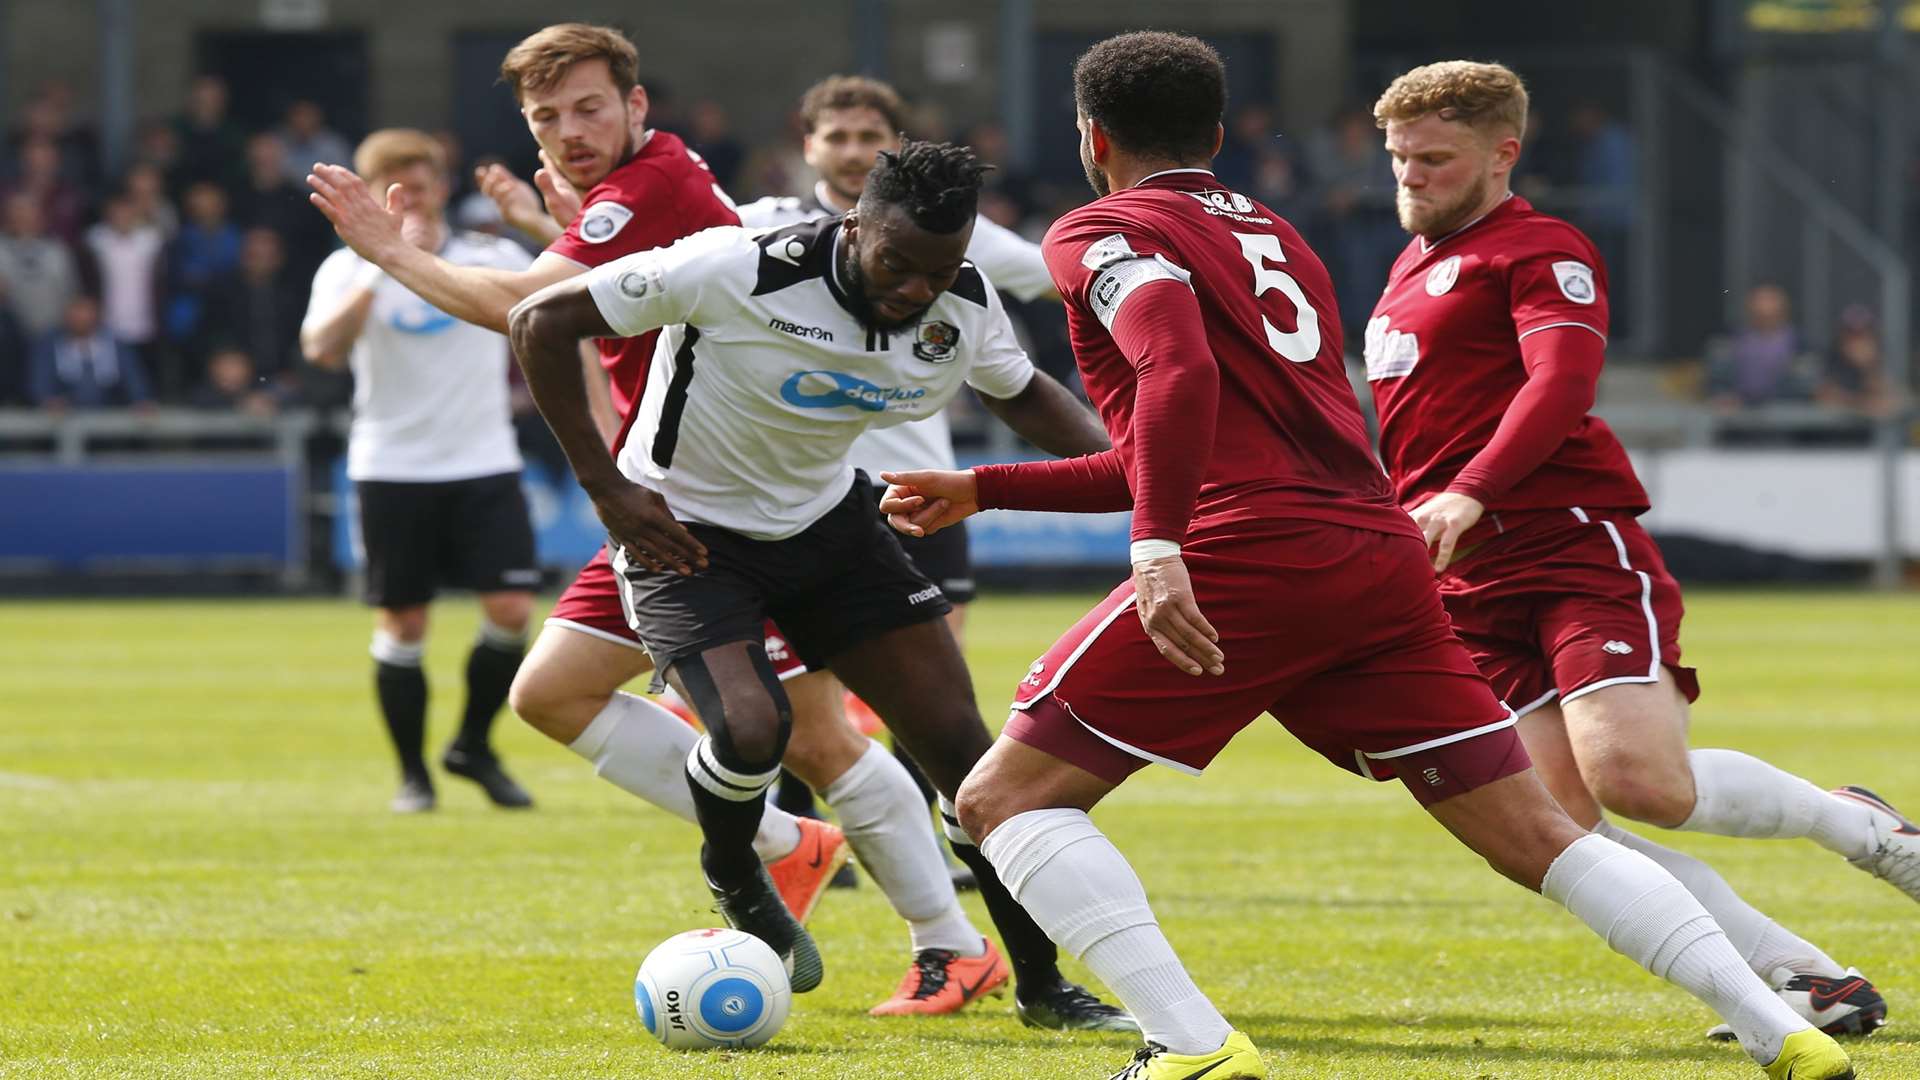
top-left (508, 141), bottom-right (1120, 1016)
top-left (300, 130), bottom-right (539, 813)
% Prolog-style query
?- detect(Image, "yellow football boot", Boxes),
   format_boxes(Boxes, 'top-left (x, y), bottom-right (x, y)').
top-left (1107, 1031), bottom-right (1266, 1080)
top-left (1763, 1028), bottom-right (1855, 1080)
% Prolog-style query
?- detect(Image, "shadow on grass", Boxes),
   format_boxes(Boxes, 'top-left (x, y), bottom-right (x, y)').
top-left (1233, 1019), bottom-right (1745, 1067)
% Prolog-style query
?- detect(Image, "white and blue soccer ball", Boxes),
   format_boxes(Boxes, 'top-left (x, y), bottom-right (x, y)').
top-left (634, 928), bottom-right (792, 1050)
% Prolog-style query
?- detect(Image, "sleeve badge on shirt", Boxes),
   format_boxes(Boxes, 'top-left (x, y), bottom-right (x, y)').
top-left (616, 265), bottom-right (664, 300)
top-left (578, 201), bottom-right (634, 244)
top-left (1080, 233), bottom-right (1137, 271)
top-left (1552, 260), bottom-right (1597, 304)
top-left (1424, 255), bottom-right (1462, 296)
top-left (912, 320), bottom-right (960, 363)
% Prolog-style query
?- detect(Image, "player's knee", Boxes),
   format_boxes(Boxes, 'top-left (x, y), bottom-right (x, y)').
top-left (782, 719), bottom-right (865, 791)
top-left (482, 593), bottom-right (534, 635)
top-left (378, 607), bottom-right (429, 643)
top-left (953, 770), bottom-right (1011, 847)
top-left (506, 664), bottom-right (574, 738)
top-left (1586, 758), bottom-right (1693, 827)
top-left (675, 650), bottom-right (793, 770)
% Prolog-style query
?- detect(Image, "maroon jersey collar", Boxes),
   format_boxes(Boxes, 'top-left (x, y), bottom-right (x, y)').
top-left (1417, 191), bottom-right (1525, 254)
top-left (1130, 168), bottom-right (1218, 192)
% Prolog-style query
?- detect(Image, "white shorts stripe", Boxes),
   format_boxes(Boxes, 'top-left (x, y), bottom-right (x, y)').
top-left (1364, 712), bottom-right (1518, 760)
top-left (544, 617), bottom-right (648, 651)
top-left (1510, 688), bottom-right (1562, 719)
top-left (1010, 589), bottom-right (1139, 711)
top-left (1561, 506), bottom-right (1663, 695)
top-left (1056, 698), bottom-right (1204, 777)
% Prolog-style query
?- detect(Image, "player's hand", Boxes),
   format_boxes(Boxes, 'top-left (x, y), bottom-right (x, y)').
top-left (1132, 555), bottom-right (1224, 677)
top-left (534, 150), bottom-right (584, 227)
top-left (307, 163), bottom-right (408, 264)
top-left (1409, 491), bottom-right (1485, 572)
top-left (879, 470), bottom-right (979, 537)
top-left (589, 481), bottom-right (709, 576)
top-left (474, 162), bottom-right (550, 235)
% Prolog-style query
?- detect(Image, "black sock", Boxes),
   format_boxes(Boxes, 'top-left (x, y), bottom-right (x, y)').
top-left (374, 660), bottom-right (428, 779)
top-left (772, 767), bottom-right (822, 818)
top-left (949, 841), bottom-right (1062, 989)
top-left (890, 738), bottom-right (939, 806)
top-left (454, 639), bottom-right (523, 756)
top-left (689, 773), bottom-right (770, 890)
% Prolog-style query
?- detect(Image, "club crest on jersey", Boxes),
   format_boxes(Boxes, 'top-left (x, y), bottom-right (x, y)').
top-left (617, 265), bottom-right (664, 300)
top-left (1425, 255), bottom-right (1462, 296)
top-left (1553, 260), bottom-right (1597, 304)
top-left (578, 202), bottom-right (634, 244)
top-left (912, 321), bottom-right (960, 363)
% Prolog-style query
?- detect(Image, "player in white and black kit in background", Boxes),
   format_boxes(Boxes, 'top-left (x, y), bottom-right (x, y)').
top-left (736, 76), bottom-right (1058, 866)
top-left (508, 141), bottom-right (1126, 1021)
top-left (299, 130), bottom-right (539, 813)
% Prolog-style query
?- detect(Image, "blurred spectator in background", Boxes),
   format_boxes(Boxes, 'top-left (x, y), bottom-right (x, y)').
top-left (0, 193), bottom-right (80, 341)
top-left (187, 344), bottom-right (277, 417)
top-left (0, 277), bottom-right (27, 405)
top-left (1214, 105), bottom-right (1310, 223)
top-left (1707, 284), bottom-right (1816, 410)
top-left (10, 81), bottom-right (100, 191)
top-left (278, 100), bottom-right (352, 182)
top-left (685, 100), bottom-right (745, 191)
top-left (163, 182), bottom-right (242, 395)
top-left (123, 162), bottom-right (181, 236)
top-left (4, 136), bottom-right (89, 242)
top-left (199, 227), bottom-right (305, 387)
top-left (963, 121), bottom-right (1036, 218)
top-left (172, 75), bottom-right (246, 195)
top-left (231, 132), bottom-right (333, 284)
top-left (1307, 106), bottom-right (1401, 338)
top-left (29, 294), bottom-right (152, 411)
top-left (1817, 304), bottom-right (1899, 418)
top-left (83, 193), bottom-right (166, 380)
top-left (1568, 101), bottom-right (1634, 329)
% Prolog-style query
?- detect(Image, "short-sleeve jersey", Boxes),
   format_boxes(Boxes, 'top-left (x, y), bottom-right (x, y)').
top-left (582, 217), bottom-right (1035, 540)
top-left (1041, 169), bottom-right (1414, 540)
top-left (736, 183), bottom-right (1044, 479)
top-left (303, 232), bottom-right (531, 482)
top-left (546, 130), bottom-right (741, 430)
top-left (1365, 195), bottom-right (1648, 512)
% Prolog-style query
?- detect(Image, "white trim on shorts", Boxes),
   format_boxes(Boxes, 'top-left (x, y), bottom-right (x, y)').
top-left (1558, 506), bottom-right (1662, 704)
top-left (1009, 589), bottom-right (1139, 711)
top-left (1056, 698), bottom-right (1204, 777)
top-left (544, 616), bottom-right (648, 651)
top-left (1363, 712), bottom-right (1518, 760)
top-left (1510, 688), bottom-right (1561, 719)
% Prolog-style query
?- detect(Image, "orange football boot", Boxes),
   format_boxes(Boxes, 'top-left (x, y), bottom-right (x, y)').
top-left (765, 816), bottom-right (848, 924)
top-left (869, 937), bottom-right (1010, 1016)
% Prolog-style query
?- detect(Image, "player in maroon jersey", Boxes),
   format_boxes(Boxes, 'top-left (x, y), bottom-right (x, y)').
top-left (882, 33), bottom-right (1852, 1080)
top-left (1367, 60), bottom-right (1908, 1038)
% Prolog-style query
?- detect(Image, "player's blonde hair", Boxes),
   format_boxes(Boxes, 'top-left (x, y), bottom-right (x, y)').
top-left (352, 128), bottom-right (446, 184)
top-left (499, 23), bottom-right (640, 103)
top-left (1372, 61), bottom-right (1528, 140)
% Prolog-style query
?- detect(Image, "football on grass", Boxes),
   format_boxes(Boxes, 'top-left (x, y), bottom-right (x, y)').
top-left (634, 928), bottom-right (792, 1050)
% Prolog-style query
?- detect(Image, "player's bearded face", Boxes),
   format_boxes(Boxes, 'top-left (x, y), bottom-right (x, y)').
top-left (1386, 116), bottom-right (1501, 238)
top-left (805, 108), bottom-right (895, 206)
top-left (523, 61), bottom-right (640, 191)
top-left (842, 212), bottom-right (968, 332)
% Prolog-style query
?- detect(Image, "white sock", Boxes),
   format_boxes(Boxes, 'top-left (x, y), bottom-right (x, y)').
top-left (1595, 820), bottom-right (1844, 980)
top-left (820, 741), bottom-right (981, 955)
top-left (567, 692), bottom-right (802, 860)
top-left (983, 808), bottom-right (1232, 1056)
top-left (1543, 833), bottom-right (1812, 1064)
top-left (1681, 748), bottom-right (1878, 859)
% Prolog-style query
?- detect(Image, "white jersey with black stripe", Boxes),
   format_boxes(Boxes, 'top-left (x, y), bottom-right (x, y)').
top-left (583, 217), bottom-right (1034, 540)
top-left (736, 186), bottom-right (1047, 479)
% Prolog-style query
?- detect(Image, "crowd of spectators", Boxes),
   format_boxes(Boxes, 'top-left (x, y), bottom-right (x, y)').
top-left (0, 75), bottom-right (1903, 440)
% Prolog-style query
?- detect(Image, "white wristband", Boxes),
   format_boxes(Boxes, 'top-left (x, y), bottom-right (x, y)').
top-left (1129, 539), bottom-right (1181, 564)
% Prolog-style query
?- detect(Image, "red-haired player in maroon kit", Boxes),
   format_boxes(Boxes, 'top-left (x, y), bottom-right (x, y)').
top-left (882, 33), bottom-right (1852, 1080)
top-left (1368, 60), bottom-right (1909, 1040)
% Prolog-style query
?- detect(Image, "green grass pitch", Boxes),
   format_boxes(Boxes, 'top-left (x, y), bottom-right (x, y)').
top-left (2, 591), bottom-right (1915, 1078)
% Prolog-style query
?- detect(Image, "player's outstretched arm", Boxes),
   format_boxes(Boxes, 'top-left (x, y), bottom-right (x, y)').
top-left (308, 163), bottom-right (579, 334)
top-left (879, 470), bottom-right (980, 538)
top-left (508, 279), bottom-right (707, 575)
top-left (975, 370), bottom-right (1111, 458)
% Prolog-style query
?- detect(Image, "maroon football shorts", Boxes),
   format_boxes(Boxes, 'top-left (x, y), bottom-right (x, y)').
top-left (542, 546), bottom-right (811, 679)
top-left (1002, 520), bottom-right (1528, 806)
top-left (1437, 507), bottom-right (1699, 718)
